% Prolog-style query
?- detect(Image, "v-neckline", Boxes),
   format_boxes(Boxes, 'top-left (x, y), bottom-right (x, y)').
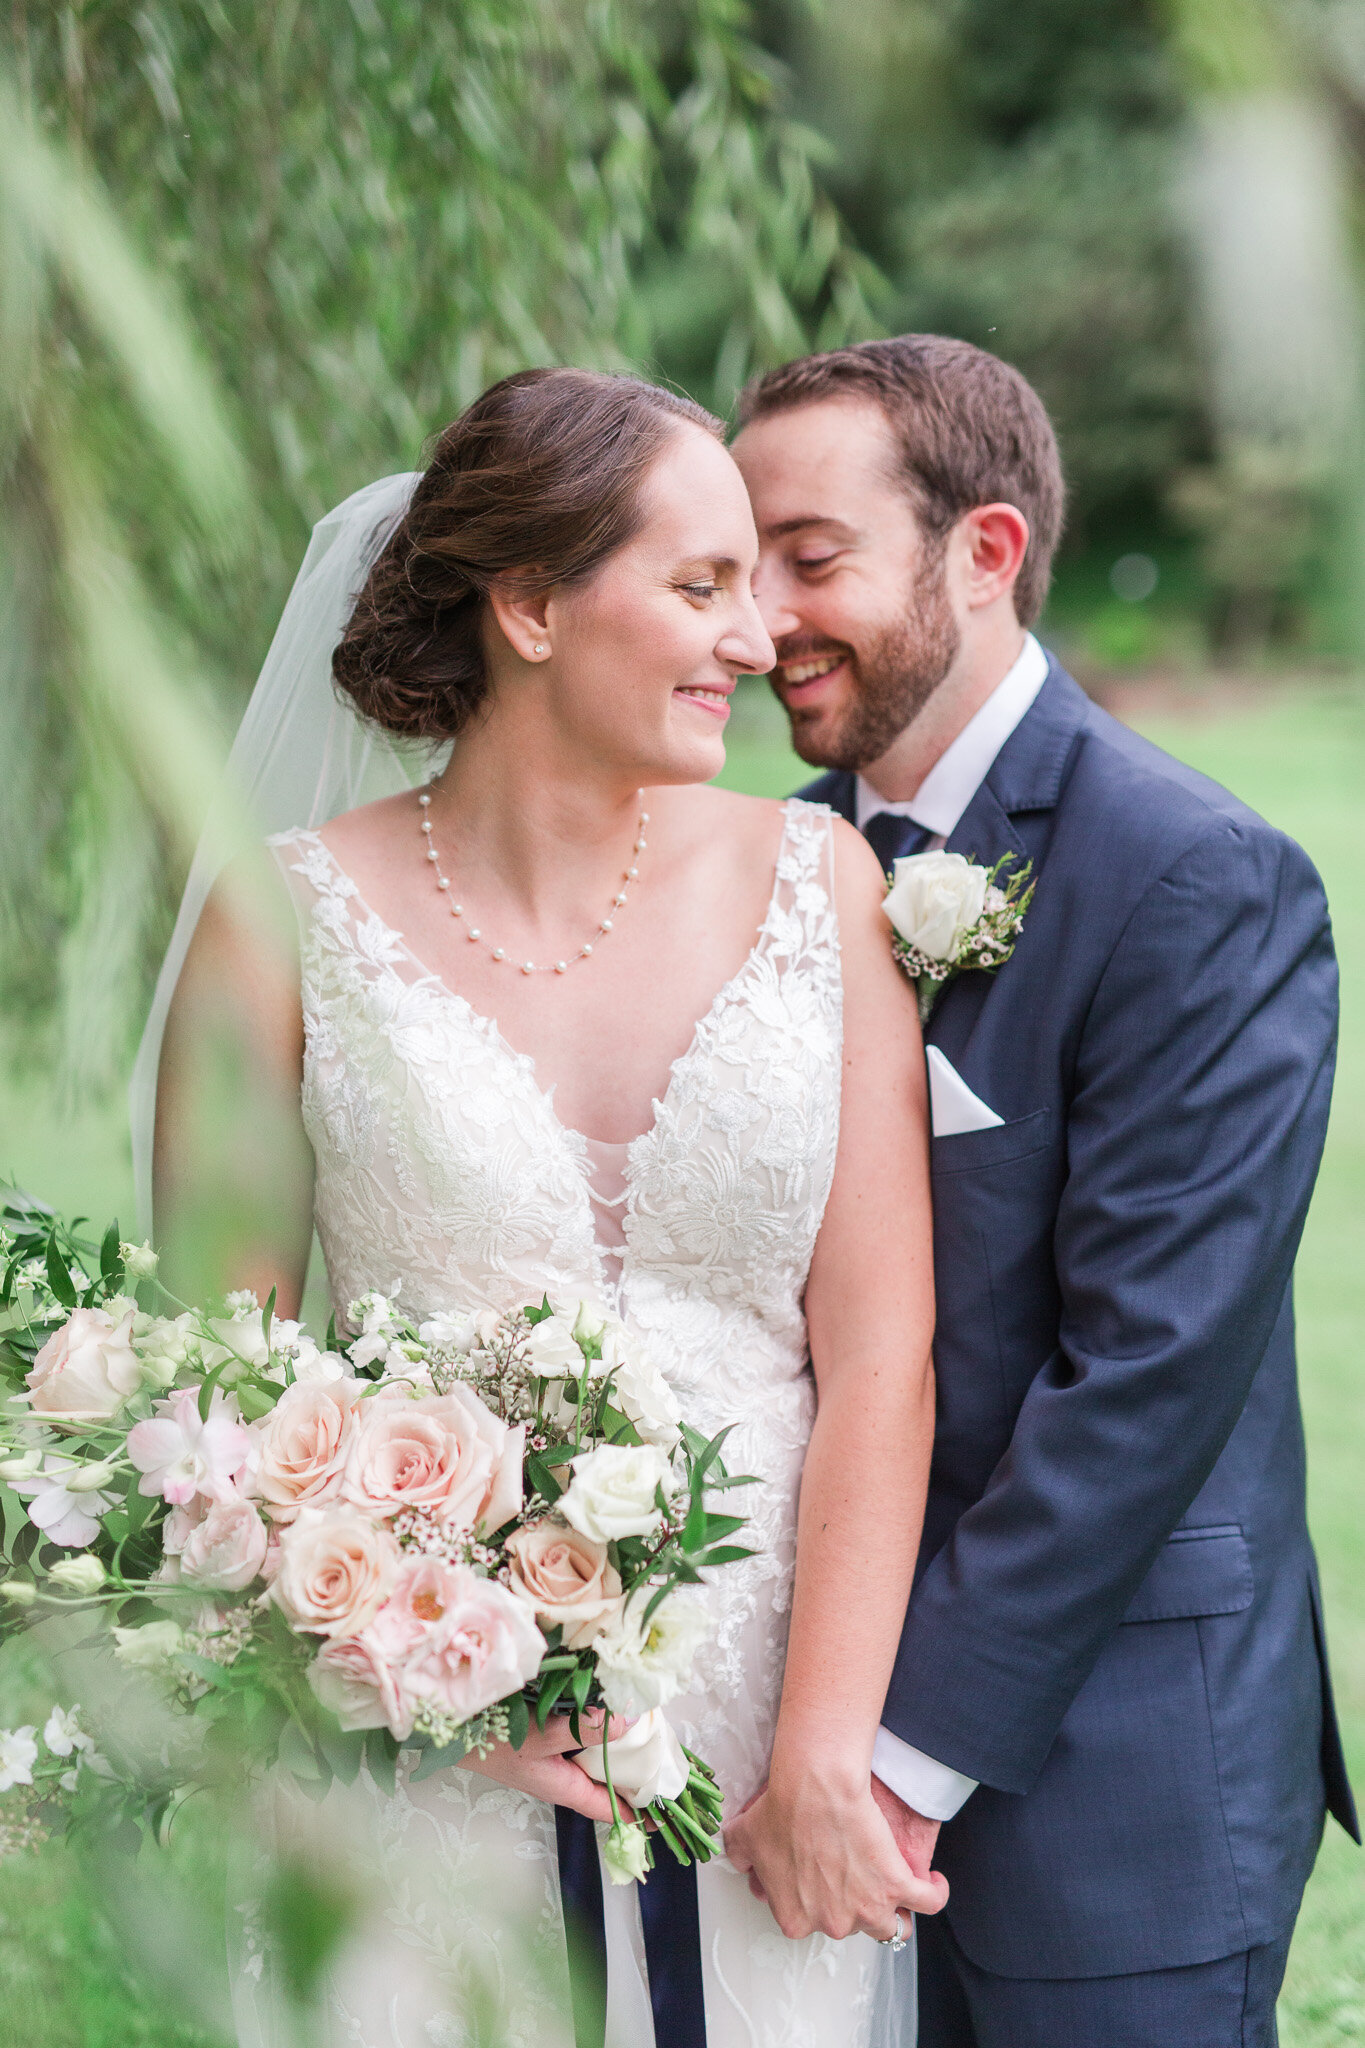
top-left (301, 800), bottom-right (796, 1165)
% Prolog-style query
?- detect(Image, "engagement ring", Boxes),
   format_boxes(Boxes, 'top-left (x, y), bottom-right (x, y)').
top-left (879, 1913), bottom-right (909, 1952)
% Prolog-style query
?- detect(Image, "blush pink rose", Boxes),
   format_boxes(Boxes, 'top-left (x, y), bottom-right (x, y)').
top-left (308, 1632), bottom-right (411, 1739)
top-left (179, 1494), bottom-right (270, 1591)
top-left (271, 1506), bottom-right (399, 1639)
top-left (247, 1379), bottom-right (364, 1524)
top-left (399, 1569), bottom-right (545, 1726)
top-left (504, 1518), bottom-right (624, 1650)
top-left (28, 1306), bottom-right (142, 1419)
top-left (341, 1387), bottom-right (523, 1533)
top-left (369, 1555), bottom-right (470, 1664)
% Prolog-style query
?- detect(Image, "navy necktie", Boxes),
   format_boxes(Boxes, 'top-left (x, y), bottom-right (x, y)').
top-left (863, 810), bottom-right (933, 873)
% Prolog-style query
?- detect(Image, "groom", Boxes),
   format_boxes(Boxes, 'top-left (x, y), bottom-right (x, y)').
top-left (731, 336), bottom-right (1359, 2046)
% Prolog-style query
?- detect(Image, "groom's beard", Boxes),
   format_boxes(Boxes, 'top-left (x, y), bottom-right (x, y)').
top-left (776, 555), bottom-right (961, 774)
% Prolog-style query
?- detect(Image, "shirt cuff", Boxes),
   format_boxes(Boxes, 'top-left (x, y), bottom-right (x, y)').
top-left (872, 1726), bottom-right (979, 1822)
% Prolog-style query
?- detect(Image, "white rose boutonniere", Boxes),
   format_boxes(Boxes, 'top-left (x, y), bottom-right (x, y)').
top-left (882, 850), bottom-right (1034, 1021)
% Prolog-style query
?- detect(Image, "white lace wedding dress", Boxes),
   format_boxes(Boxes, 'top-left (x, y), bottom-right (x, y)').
top-left (231, 797), bottom-right (914, 2048)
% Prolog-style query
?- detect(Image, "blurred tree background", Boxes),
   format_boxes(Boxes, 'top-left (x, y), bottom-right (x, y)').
top-left (1, 4), bottom-right (1363, 2041)
top-left (8, 0), bottom-right (1365, 1091)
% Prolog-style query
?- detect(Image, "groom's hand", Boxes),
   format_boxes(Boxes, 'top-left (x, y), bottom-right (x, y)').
top-left (870, 1773), bottom-right (944, 1896)
top-left (725, 1766), bottom-right (948, 1942)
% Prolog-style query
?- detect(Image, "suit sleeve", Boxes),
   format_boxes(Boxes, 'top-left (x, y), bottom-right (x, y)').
top-left (881, 814), bottom-right (1338, 1793)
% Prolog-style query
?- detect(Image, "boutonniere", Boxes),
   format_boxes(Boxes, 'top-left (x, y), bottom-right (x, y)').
top-left (881, 850), bottom-right (1034, 1023)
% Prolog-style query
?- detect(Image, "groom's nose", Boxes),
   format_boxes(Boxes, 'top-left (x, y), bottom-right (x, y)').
top-left (750, 555), bottom-right (805, 644)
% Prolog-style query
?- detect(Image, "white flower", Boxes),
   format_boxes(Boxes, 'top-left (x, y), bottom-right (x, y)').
top-left (523, 1314), bottom-right (588, 1380)
top-left (200, 1316), bottom-right (270, 1377)
top-left (0, 1448), bottom-right (42, 1481)
top-left (112, 1620), bottom-right (184, 1672)
top-left (223, 1290), bottom-right (259, 1317)
top-left (1, 1580), bottom-right (36, 1607)
top-left (133, 1313), bottom-right (198, 1390)
top-left (126, 1387), bottom-right (250, 1506)
top-left (287, 1345), bottom-right (350, 1385)
top-left (0, 1726), bottom-right (38, 1791)
top-left (599, 1330), bottom-right (682, 1451)
top-left (119, 1241), bottom-right (159, 1283)
top-left (559, 1443), bottom-right (672, 1543)
top-left (602, 1820), bottom-right (652, 1885)
top-left (417, 1309), bottom-right (480, 1352)
top-left (48, 1555), bottom-right (106, 1596)
top-left (42, 1706), bottom-right (92, 1758)
top-left (347, 1291), bottom-right (413, 1372)
top-left (593, 1593), bottom-right (711, 1714)
top-left (882, 851), bottom-right (989, 962)
top-left (577, 1709), bottom-right (689, 1805)
top-left (10, 1454), bottom-right (118, 1548)
top-left (569, 1299), bottom-right (611, 1347)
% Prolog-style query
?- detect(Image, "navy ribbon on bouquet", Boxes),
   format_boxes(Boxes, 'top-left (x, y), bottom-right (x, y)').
top-left (555, 1808), bottom-right (708, 2048)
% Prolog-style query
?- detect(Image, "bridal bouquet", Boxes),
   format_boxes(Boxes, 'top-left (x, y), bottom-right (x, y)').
top-left (0, 1190), bottom-right (751, 1884)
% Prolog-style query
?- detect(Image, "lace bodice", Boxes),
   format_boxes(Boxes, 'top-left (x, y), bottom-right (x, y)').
top-left (245, 801), bottom-right (910, 2048)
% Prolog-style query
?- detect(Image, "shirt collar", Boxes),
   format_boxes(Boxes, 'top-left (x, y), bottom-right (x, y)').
top-left (855, 634), bottom-right (1050, 836)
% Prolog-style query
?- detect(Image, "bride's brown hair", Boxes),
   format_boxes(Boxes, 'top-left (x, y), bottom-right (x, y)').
top-left (333, 367), bottom-right (722, 741)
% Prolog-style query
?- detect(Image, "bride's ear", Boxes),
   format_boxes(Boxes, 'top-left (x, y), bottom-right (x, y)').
top-left (488, 584), bottom-right (553, 664)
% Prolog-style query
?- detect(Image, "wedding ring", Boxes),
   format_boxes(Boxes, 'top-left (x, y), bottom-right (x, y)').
top-left (879, 1912), bottom-right (909, 1952)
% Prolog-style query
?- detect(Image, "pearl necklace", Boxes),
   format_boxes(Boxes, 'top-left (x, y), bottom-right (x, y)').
top-left (418, 786), bottom-right (649, 975)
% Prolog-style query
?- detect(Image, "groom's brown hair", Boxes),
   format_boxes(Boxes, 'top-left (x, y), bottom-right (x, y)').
top-left (737, 336), bottom-right (1065, 625)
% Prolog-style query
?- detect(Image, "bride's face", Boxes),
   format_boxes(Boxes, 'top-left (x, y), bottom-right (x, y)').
top-left (512, 426), bottom-right (776, 786)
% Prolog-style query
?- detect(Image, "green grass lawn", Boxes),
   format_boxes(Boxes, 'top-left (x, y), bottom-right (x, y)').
top-left (0, 675), bottom-right (1361, 2043)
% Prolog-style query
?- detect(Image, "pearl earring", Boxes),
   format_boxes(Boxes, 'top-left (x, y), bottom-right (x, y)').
top-left (533, 642), bottom-right (546, 656)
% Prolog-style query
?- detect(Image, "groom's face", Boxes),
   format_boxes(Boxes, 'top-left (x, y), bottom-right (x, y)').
top-left (732, 398), bottom-right (960, 772)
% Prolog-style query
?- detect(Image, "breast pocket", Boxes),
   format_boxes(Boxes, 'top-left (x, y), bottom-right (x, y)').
top-left (930, 1108), bottom-right (1061, 1445)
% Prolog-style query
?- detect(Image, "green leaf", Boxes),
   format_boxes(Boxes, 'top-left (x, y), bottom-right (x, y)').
top-left (535, 1667), bottom-right (573, 1729)
top-left (693, 1545), bottom-right (755, 1568)
top-left (261, 1285), bottom-right (277, 1354)
top-left (235, 1381), bottom-right (279, 1422)
top-left (365, 1729), bottom-right (397, 1796)
top-left (317, 1724), bottom-right (366, 1785)
top-left (570, 1665), bottom-right (592, 1715)
top-left (277, 1719), bottom-right (325, 1784)
top-left (45, 1235), bottom-right (77, 1308)
top-left (409, 1738), bottom-right (468, 1783)
top-left (99, 1221), bottom-right (122, 1282)
top-left (505, 1691), bottom-right (530, 1750)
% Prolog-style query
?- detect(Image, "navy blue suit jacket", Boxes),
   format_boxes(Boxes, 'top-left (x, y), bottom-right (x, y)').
top-left (803, 657), bottom-right (1358, 1979)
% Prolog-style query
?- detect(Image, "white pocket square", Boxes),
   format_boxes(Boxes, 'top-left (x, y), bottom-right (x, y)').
top-left (926, 1045), bottom-right (1004, 1137)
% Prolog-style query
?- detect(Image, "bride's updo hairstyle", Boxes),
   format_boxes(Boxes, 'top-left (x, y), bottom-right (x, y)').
top-left (333, 367), bottom-right (723, 741)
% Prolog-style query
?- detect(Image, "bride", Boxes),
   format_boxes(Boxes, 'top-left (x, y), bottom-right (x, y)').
top-left (149, 367), bottom-right (940, 2048)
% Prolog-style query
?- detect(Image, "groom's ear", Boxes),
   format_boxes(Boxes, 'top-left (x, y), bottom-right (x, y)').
top-left (955, 503), bottom-right (1030, 614)
top-left (488, 584), bottom-right (553, 665)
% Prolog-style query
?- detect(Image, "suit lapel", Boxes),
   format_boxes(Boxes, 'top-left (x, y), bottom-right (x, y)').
top-left (927, 660), bottom-right (1089, 1053)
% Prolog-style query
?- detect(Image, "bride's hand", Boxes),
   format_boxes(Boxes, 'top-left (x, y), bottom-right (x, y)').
top-left (724, 1760), bottom-right (948, 1942)
top-left (458, 1710), bottom-right (633, 1824)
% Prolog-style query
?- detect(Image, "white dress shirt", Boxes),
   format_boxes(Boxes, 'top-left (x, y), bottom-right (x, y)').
top-left (862, 632), bottom-right (1049, 1823)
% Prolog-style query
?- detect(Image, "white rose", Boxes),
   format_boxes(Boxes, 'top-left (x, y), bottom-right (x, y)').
top-left (569, 1299), bottom-right (610, 1347)
top-left (882, 851), bottom-right (989, 963)
top-left (200, 1316), bottom-right (270, 1378)
top-left (559, 1443), bottom-right (672, 1543)
top-left (26, 1307), bottom-right (142, 1418)
top-left (524, 1314), bottom-right (589, 1380)
top-left (593, 1593), bottom-right (711, 1714)
top-left (576, 1709), bottom-right (689, 1805)
top-left (599, 1330), bottom-right (683, 1451)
